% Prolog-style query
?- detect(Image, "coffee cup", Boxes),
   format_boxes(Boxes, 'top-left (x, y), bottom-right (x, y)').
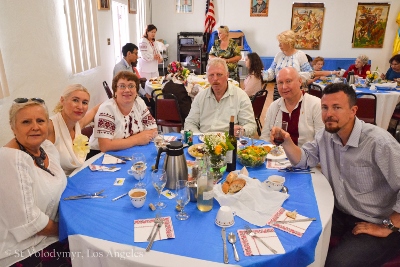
top-left (127, 165), bottom-right (147, 180)
top-left (129, 189), bottom-right (147, 208)
top-left (265, 175), bottom-right (285, 191)
top-left (215, 206), bottom-right (235, 227)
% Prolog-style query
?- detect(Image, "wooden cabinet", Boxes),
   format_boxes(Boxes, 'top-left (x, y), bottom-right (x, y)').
top-left (177, 32), bottom-right (206, 74)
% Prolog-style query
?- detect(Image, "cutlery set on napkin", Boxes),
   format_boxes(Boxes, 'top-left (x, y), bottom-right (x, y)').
top-left (133, 216), bottom-right (175, 251)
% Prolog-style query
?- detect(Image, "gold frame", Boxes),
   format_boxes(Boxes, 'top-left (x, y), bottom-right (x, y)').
top-left (176, 0), bottom-right (193, 14)
top-left (128, 0), bottom-right (137, 14)
top-left (291, 3), bottom-right (325, 50)
top-left (97, 0), bottom-right (110, 10)
top-left (250, 0), bottom-right (269, 17)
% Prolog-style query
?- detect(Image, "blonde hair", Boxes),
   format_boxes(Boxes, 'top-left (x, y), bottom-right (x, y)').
top-left (53, 84), bottom-right (89, 113)
top-left (277, 30), bottom-right (296, 47)
top-left (9, 100), bottom-right (49, 128)
top-left (218, 25), bottom-right (229, 34)
top-left (357, 54), bottom-right (369, 65)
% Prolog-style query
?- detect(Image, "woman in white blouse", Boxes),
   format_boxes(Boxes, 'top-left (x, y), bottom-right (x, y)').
top-left (0, 98), bottom-right (67, 266)
top-left (90, 71), bottom-right (157, 153)
top-left (138, 24), bottom-right (163, 79)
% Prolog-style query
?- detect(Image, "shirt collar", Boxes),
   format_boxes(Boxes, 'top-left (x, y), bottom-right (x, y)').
top-left (331, 117), bottom-right (361, 148)
top-left (122, 58), bottom-right (131, 69)
top-left (278, 93), bottom-right (304, 113)
top-left (206, 82), bottom-right (232, 100)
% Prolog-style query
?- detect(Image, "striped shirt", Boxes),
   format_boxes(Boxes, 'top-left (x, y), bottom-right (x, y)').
top-left (296, 118), bottom-right (400, 223)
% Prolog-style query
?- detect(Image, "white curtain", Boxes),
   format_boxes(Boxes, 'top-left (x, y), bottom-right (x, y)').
top-left (136, 0), bottom-right (147, 43)
top-left (0, 50), bottom-right (10, 99)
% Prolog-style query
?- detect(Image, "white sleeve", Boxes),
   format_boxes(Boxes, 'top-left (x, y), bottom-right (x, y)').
top-left (139, 40), bottom-right (155, 62)
top-left (93, 101), bottom-right (117, 139)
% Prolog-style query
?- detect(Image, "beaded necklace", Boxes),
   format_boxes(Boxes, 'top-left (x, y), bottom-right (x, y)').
top-left (15, 139), bottom-right (55, 176)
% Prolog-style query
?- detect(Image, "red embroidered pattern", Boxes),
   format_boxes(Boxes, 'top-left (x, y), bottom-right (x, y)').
top-left (97, 112), bottom-right (116, 135)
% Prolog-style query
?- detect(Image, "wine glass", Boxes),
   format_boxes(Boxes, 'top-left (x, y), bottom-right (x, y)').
top-left (151, 169), bottom-right (167, 209)
top-left (175, 180), bottom-right (190, 220)
top-left (238, 128), bottom-right (248, 148)
top-left (131, 153), bottom-right (147, 188)
top-left (273, 120), bottom-right (288, 146)
top-left (153, 130), bottom-right (165, 158)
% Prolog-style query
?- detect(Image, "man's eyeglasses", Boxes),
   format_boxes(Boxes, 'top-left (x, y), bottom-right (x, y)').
top-left (117, 84), bottom-right (136, 90)
top-left (14, 98), bottom-right (45, 104)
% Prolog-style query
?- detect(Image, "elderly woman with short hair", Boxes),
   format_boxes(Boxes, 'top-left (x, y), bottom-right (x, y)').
top-left (0, 98), bottom-right (68, 266)
top-left (343, 54), bottom-right (371, 79)
top-left (263, 30), bottom-right (313, 100)
top-left (90, 71), bottom-right (157, 153)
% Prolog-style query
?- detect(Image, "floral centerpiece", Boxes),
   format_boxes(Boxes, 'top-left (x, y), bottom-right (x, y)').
top-left (366, 66), bottom-right (380, 86)
top-left (73, 134), bottom-right (90, 160)
top-left (166, 61), bottom-right (190, 85)
top-left (203, 132), bottom-right (234, 182)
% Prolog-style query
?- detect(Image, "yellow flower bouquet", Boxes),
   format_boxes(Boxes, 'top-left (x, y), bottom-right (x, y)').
top-left (73, 134), bottom-right (90, 159)
top-left (366, 67), bottom-right (380, 85)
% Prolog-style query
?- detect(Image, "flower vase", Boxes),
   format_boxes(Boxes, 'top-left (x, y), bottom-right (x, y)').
top-left (208, 155), bottom-right (226, 183)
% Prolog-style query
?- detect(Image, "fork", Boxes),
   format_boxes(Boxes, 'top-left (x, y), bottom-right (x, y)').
top-left (147, 214), bottom-right (162, 241)
top-left (244, 225), bottom-right (277, 254)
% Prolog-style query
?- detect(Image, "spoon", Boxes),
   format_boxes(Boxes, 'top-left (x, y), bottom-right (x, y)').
top-left (228, 232), bottom-right (240, 262)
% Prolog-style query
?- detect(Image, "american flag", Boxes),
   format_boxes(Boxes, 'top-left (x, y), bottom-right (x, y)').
top-left (204, 0), bottom-right (216, 34)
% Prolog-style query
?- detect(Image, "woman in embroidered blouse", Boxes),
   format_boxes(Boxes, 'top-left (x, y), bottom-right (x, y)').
top-left (263, 30), bottom-right (313, 101)
top-left (90, 71), bottom-right (157, 152)
top-left (209, 25), bottom-right (242, 81)
top-left (243, 52), bottom-right (264, 97)
top-left (47, 84), bottom-right (99, 175)
top-left (0, 99), bottom-right (67, 266)
top-left (343, 54), bottom-right (371, 79)
top-left (138, 24), bottom-right (163, 80)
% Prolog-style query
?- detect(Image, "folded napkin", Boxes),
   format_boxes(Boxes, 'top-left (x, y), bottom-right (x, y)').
top-left (89, 164), bottom-right (120, 172)
top-left (267, 207), bottom-right (314, 237)
top-left (266, 159), bottom-right (291, 170)
top-left (102, 154), bottom-right (126, 164)
top-left (238, 228), bottom-right (285, 256)
top-left (134, 216), bottom-right (175, 243)
top-left (214, 175), bottom-right (289, 226)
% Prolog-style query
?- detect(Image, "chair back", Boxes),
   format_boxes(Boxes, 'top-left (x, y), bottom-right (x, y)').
top-left (251, 88), bottom-right (268, 136)
top-left (155, 93), bottom-right (184, 130)
top-left (81, 126), bottom-right (94, 139)
top-left (103, 81), bottom-right (113, 99)
top-left (356, 93), bottom-right (377, 125)
top-left (308, 84), bottom-right (323, 98)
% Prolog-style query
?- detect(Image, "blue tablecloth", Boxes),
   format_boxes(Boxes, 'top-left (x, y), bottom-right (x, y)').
top-left (59, 134), bottom-right (322, 267)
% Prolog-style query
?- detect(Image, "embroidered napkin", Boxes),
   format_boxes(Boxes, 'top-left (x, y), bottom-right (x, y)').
top-left (102, 154), bottom-right (126, 164)
top-left (89, 164), bottom-right (120, 172)
top-left (266, 159), bottom-right (292, 170)
top-left (267, 207), bottom-right (314, 237)
top-left (134, 216), bottom-right (175, 243)
top-left (238, 228), bottom-right (285, 256)
top-left (163, 135), bottom-right (177, 142)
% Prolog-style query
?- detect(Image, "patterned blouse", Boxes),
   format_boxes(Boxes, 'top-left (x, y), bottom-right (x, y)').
top-left (209, 39), bottom-right (241, 80)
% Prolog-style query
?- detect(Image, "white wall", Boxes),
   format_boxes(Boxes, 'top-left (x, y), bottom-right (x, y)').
top-left (0, 0), bottom-right (398, 145)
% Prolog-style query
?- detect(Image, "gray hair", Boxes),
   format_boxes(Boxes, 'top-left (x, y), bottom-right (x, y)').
top-left (206, 57), bottom-right (229, 73)
top-left (53, 84), bottom-right (89, 113)
top-left (9, 100), bottom-right (49, 128)
top-left (357, 54), bottom-right (369, 65)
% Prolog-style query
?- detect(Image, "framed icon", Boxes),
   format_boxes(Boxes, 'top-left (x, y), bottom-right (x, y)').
top-left (176, 0), bottom-right (193, 14)
top-left (97, 0), bottom-right (110, 10)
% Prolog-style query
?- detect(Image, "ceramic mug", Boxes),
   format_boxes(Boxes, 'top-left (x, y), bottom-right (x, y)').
top-left (215, 206), bottom-right (235, 227)
top-left (265, 175), bottom-right (285, 191)
top-left (127, 165), bottom-right (147, 181)
top-left (129, 189), bottom-right (147, 208)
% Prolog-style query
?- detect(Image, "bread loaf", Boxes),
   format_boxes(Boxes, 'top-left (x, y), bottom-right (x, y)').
top-left (222, 182), bottom-right (230, 194)
top-left (226, 172), bottom-right (238, 184)
top-left (228, 178), bottom-right (246, 194)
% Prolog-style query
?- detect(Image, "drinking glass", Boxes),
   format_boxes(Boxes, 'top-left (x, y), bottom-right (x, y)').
top-left (238, 128), bottom-right (248, 148)
top-left (151, 169), bottom-right (167, 209)
top-left (132, 153), bottom-right (147, 188)
top-left (273, 120), bottom-right (288, 146)
top-left (153, 130), bottom-right (165, 159)
top-left (175, 180), bottom-right (190, 220)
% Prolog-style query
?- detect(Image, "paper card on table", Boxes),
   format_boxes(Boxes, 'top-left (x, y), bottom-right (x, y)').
top-left (114, 178), bottom-right (125, 186)
top-left (237, 228), bottom-right (285, 256)
top-left (102, 154), bottom-right (126, 164)
top-left (89, 164), bottom-right (120, 172)
top-left (267, 207), bottom-right (313, 237)
top-left (163, 135), bottom-right (177, 142)
top-left (161, 190), bottom-right (176, 199)
top-left (266, 159), bottom-right (291, 170)
top-left (134, 216), bottom-right (175, 242)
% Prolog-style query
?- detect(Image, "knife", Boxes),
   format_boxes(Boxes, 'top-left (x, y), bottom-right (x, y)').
top-left (64, 195), bottom-right (106, 200)
top-left (272, 218), bottom-right (317, 224)
top-left (146, 221), bottom-right (163, 252)
top-left (221, 227), bottom-right (228, 264)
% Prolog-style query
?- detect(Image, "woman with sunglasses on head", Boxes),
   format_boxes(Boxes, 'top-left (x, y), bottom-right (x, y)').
top-left (47, 84), bottom-right (99, 176)
top-left (0, 98), bottom-right (69, 267)
top-left (209, 25), bottom-right (242, 81)
top-left (138, 24), bottom-right (163, 80)
top-left (89, 71), bottom-right (157, 153)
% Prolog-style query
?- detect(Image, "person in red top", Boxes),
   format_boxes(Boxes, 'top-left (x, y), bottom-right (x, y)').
top-left (343, 54), bottom-right (371, 79)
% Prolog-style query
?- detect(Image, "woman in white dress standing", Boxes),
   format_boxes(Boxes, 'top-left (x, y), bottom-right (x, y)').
top-left (138, 24), bottom-right (163, 79)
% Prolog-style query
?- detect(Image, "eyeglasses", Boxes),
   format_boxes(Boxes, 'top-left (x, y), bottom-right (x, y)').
top-left (14, 98), bottom-right (45, 104)
top-left (117, 84), bottom-right (136, 90)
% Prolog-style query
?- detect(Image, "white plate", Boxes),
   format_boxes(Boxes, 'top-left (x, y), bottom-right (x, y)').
top-left (188, 144), bottom-right (205, 158)
top-left (264, 144), bottom-right (287, 160)
top-left (198, 132), bottom-right (224, 143)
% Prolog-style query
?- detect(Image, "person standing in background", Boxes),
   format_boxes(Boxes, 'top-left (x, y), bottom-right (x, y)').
top-left (138, 24), bottom-right (163, 80)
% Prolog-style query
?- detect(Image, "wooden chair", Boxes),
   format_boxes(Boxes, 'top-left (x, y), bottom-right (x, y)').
top-left (81, 125), bottom-right (93, 139)
top-left (356, 93), bottom-right (377, 125)
top-left (251, 86), bottom-right (268, 136)
top-left (308, 84), bottom-right (323, 98)
top-left (155, 93), bottom-right (184, 132)
top-left (103, 81), bottom-right (113, 99)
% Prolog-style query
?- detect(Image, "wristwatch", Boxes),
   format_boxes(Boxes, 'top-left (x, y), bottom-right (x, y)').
top-left (382, 218), bottom-right (399, 232)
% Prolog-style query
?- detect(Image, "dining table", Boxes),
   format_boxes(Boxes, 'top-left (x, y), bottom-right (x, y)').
top-left (314, 81), bottom-right (400, 129)
top-left (59, 133), bottom-right (334, 267)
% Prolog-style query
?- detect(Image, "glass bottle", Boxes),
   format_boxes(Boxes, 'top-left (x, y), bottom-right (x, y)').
top-left (226, 116), bottom-right (237, 172)
top-left (197, 156), bottom-right (213, 212)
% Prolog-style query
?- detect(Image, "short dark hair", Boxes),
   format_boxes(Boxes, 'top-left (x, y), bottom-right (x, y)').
top-left (112, 71), bottom-right (139, 96)
top-left (322, 83), bottom-right (357, 107)
top-left (121, 43), bottom-right (138, 57)
top-left (389, 54), bottom-right (400, 64)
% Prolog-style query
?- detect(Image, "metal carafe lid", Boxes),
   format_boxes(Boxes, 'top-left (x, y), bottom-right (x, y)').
top-left (166, 141), bottom-right (184, 156)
